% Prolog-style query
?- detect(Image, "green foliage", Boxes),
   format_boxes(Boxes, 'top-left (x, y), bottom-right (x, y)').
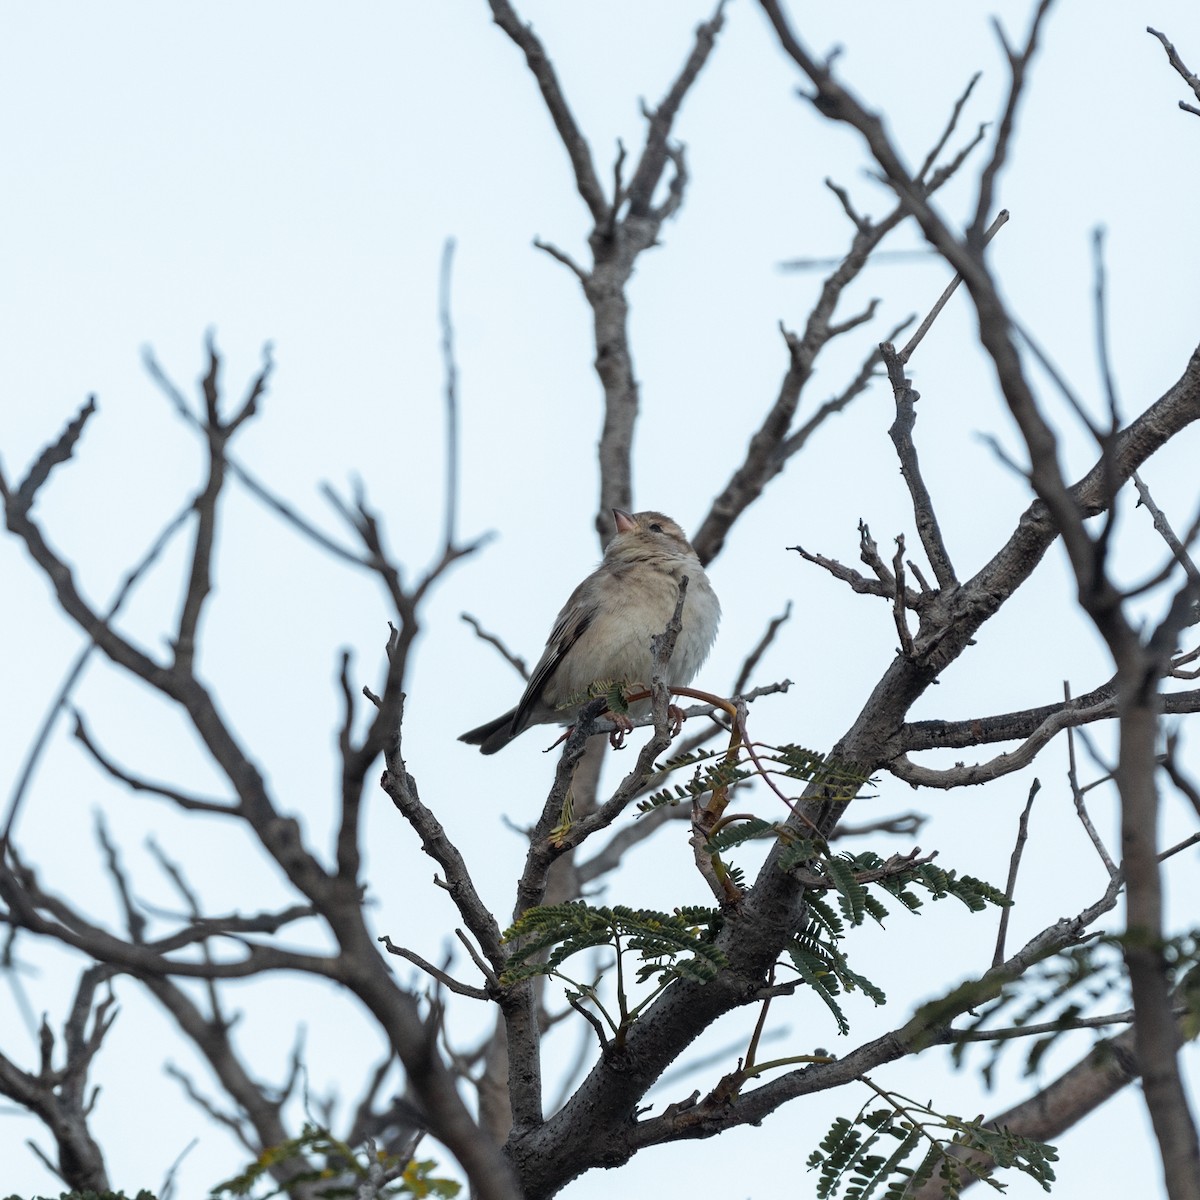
top-left (502, 833), bottom-right (1007, 1043)
top-left (776, 835), bottom-right (830, 872)
top-left (210, 1125), bottom-right (459, 1199)
top-left (826, 855), bottom-right (871, 926)
top-left (701, 818), bottom-right (829, 887)
top-left (807, 1089), bottom-right (1057, 1198)
top-left (823, 852), bottom-right (1010, 923)
top-left (638, 743), bottom-right (872, 814)
top-left (561, 679), bottom-right (630, 712)
top-left (702, 816), bottom-right (785, 853)
top-left (4, 1193), bottom-right (158, 1200)
top-left (953, 929), bottom-right (1200, 1087)
top-left (502, 902), bottom-right (724, 987)
top-left (501, 902), bottom-right (727, 1033)
top-left (788, 912), bottom-right (888, 1035)
top-left (772, 850), bottom-right (1006, 1037)
top-left (775, 744), bottom-right (874, 792)
top-left (637, 746), bottom-right (751, 813)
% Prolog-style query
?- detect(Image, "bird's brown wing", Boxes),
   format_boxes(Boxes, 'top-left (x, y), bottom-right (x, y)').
top-left (510, 589), bottom-right (597, 736)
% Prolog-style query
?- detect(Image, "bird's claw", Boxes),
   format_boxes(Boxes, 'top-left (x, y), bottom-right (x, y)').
top-left (608, 711), bottom-right (634, 750)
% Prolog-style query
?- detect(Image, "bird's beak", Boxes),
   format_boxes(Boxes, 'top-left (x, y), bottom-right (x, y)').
top-left (613, 508), bottom-right (637, 534)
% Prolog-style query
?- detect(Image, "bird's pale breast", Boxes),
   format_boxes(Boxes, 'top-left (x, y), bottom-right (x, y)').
top-left (542, 551), bottom-right (719, 708)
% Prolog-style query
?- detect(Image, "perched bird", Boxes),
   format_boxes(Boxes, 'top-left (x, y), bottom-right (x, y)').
top-left (460, 509), bottom-right (720, 754)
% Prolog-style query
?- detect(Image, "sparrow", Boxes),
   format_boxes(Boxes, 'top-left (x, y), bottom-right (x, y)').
top-left (460, 509), bottom-right (720, 754)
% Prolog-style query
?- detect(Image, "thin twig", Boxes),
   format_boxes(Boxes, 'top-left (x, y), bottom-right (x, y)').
top-left (992, 777), bottom-right (1039, 968)
top-left (1133, 472), bottom-right (1200, 588)
top-left (731, 602), bottom-right (792, 696)
top-left (2, 499), bottom-right (194, 842)
top-left (72, 712), bottom-right (238, 815)
top-left (1163, 731), bottom-right (1200, 825)
top-left (970, 2), bottom-right (1054, 243)
top-left (883, 345), bottom-right (959, 590)
top-left (1064, 682), bottom-right (1119, 878)
top-left (1147, 27), bottom-right (1200, 116)
top-left (1092, 227), bottom-right (1121, 430)
top-left (439, 237), bottom-right (460, 555)
top-left (898, 209), bottom-right (1009, 364)
top-left (454, 929), bottom-right (500, 989)
top-left (915, 71), bottom-right (982, 184)
top-left (461, 613), bottom-right (530, 680)
top-left (891, 535), bottom-right (915, 656)
top-left (949, 1007), bottom-right (1138, 1043)
top-left (379, 936), bottom-right (490, 1001)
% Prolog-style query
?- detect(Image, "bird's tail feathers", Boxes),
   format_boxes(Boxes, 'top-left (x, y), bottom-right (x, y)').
top-left (459, 709), bottom-right (519, 755)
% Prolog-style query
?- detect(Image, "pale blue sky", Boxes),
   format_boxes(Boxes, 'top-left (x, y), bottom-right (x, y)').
top-left (2, 3), bottom-right (1198, 1197)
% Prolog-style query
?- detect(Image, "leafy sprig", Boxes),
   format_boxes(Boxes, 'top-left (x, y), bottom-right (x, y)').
top-left (808, 1085), bottom-right (1057, 1198)
top-left (501, 903), bottom-right (726, 1040)
top-left (209, 1125), bottom-right (459, 1199)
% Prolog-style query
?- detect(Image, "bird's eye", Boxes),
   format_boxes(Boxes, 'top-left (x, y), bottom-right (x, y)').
top-left (649, 523), bottom-right (664, 533)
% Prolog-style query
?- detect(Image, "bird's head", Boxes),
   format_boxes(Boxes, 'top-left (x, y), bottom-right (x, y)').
top-left (608, 509), bottom-right (697, 562)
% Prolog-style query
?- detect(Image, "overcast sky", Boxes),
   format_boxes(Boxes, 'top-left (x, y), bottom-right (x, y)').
top-left (2, 3), bottom-right (1199, 1198)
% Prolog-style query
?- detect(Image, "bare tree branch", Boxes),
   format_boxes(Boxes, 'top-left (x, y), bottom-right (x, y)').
top-left (913, 983), bottom-right (1200, 1197)
top-left (1064, 683), bottom-right (1121, 878)
top-left (0, 965), bottom-right (116, 1192)
top-left (439, 237), bottom-right (461, 555)
top-left (756, 5), bottom-right (1200, 1188)
top-left (969, 3), bottom-right (1054, 244)
top-left (898, 208), bottom-right (1010, 364)
top-left (992, 777), bottom-right (1039, 967)
top-left (72, 712), bottom-right (238, 815)
top-left (1134, 470), bottom-right (1200, 588)
top-left (460, 612), bottom-right (530, 680)
top-left (492, 1), bottom-right (726, 535)
top-left (887, 695), bottom-right (1123, 789)
top-left (486, 0), bottom-right (608, 222)
top-left (379, 937), bottom-right (490, 1001)
top-left (883, 346), bottom-right (958, 590)
top-left (731, 602), bottom-right (792, 697)
top-left (2, 497), bottom-right (194, 843)
top-left (606, 873), bottom-right (1121, 1156)
top-left (1148, 26), bottom-right (1200, 117)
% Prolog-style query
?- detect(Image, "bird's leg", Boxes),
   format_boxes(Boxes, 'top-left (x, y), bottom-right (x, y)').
top-left (544, 728), bottom-right (572, 752)
top-left (543, 708), bottom-right (634, 754)
top-left (607, 711), bottom-right (633, 750)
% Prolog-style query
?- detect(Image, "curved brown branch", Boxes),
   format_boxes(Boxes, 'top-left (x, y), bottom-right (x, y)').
top-left (884, 345), bottom-right (959, 590)
top-left (175, 339), bottom-right (235, 673)
top-left (379, 712), bottom-right (506, 971)
top-left (460, 612), bottom-right (530, 680)
top-left (379, 936), bottom-right (490, 1001)
top-left (887, 696), bottom-right (1117, 789)
top-left (788, 542), bottom-right (891, 599)
top-left (969, 3), bottom-right (1053, 244)
top-left (72, 712), bottom-right (237, 815)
